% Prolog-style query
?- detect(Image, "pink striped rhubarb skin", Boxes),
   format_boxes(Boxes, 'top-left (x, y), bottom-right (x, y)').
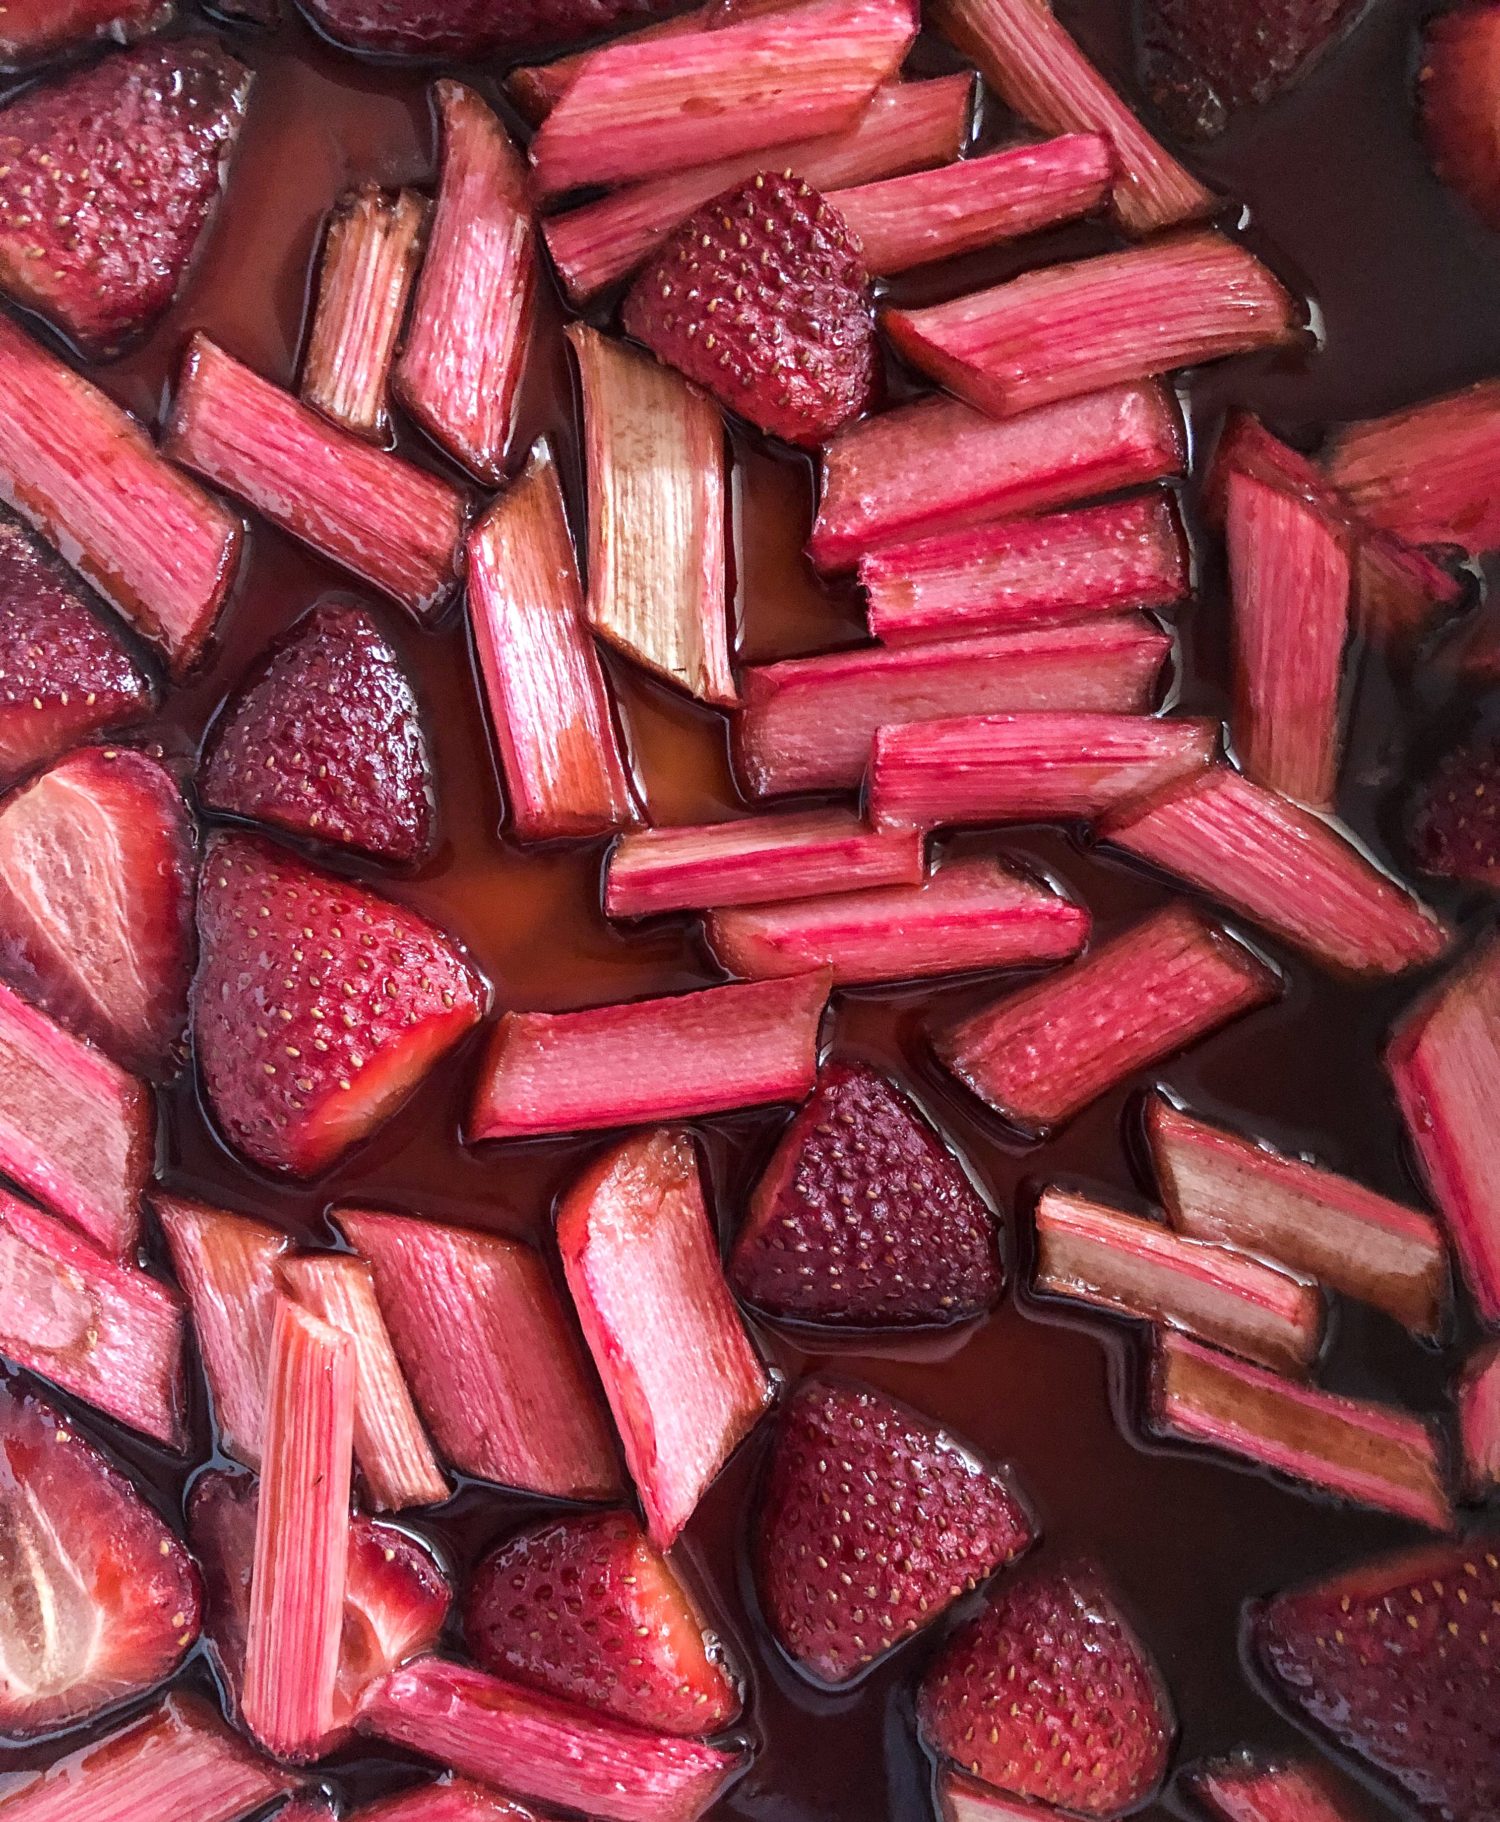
top-left (1459, 1340), bottom-right (1500, 1495)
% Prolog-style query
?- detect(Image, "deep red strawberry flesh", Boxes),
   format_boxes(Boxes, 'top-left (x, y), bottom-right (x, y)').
top-left (1411, 736), bottom-right (1500, 888)
top-left (0, 0), bottom-right (172, 68)
top-left (1420, 3), bottom-right (1500, 235)
top-left (300, 0), bottom-right (686, 56)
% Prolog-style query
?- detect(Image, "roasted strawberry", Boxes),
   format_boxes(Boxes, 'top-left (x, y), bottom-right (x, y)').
top-left (0, 1380), bottom-right (200, 1738)
top-left (0, 0), bottom-right (171, 70)
top-left (300, 0), bottom-right (685, 57)
top-left (1421, 4), bottom-right (1500, 235)
top-left (0, 39), bottom-right (251, 358)
top-left (755, 1378), bottom-right (1034, 1686)
top-left (623, 172), bottom-right (878, 448)
top-left (1411, 736), bottom-right (1500, 888)
top-left (202, 602), bottom-right (434, 867)
top-left (193, 832), bottom-right (486, 1176)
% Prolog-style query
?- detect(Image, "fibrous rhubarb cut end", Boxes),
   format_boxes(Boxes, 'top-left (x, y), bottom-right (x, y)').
top-left (937, 904), bottom-right (1281, 1135)
top-left (467, 441), bottom-right (637, 842)
top-left (469, 973), bottom-right (830, 1141)
top-left (1458, 1340), bottom-right (1500, 1496)
top-left (0, 0), bottom-right (172, 69)
top-left (1421, 5), bottom-right (1500, 235)
top-left (337, 1206), bottom-right (621, 1500)
top-left (1147, 1330), bottom-right (1453, 1530)
top-left (166, 333), bottom-right (467, 622)
top-left (1183, 1754), bottom-right (1374, 1822)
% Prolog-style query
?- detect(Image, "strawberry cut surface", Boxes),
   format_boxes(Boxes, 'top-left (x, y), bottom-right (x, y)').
top-left (0, 1), bottom-right (172, 69)
top-left (1420, 4), bottom-right (1500, 234)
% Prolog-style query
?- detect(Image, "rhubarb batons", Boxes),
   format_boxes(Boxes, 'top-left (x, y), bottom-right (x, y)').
top-left (1458, 1341), bottom-right (1500, 1494)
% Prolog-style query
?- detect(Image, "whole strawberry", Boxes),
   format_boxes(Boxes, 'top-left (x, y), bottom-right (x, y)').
top-left (623, 172), bottom-right (878, 449)
top-left (1411, 737), bottom-right (1500, 888)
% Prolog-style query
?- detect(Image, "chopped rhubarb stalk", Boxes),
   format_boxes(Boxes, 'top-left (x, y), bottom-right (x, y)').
top-left (707, 855), bottom-right (1089, 985)
top-left (467, 442), bottom-right (637, 842)
top-left (1147, 1330), bottom-right (1453, 1530)
top-left (469, 973), bottom-right (830, 1141)
top-left (831, 133), bottom-right (1112, 275)
top-left (156, 1195), bottom-right (287, 1468)
top-left (1458, 1341), bottom-right (1500, 1494)
top-left (1184, 1754), bottom-right (1378, 1822)
top-left (938, 1772), bottom-right (1072, 1822)
top-left (558, 1130), bottom-right (772, 1546)
top-left (0, 976), bottom-right (151, 1258)
top-left (355, 1782), bottom-right (539, 1821)
top-left (605, 810), bottom-right (923, 918)
top-left (812, 381), bottom-right (1186, 573)
top-left (242, 1299), bottom-right (357, 1763)
top-left (862, 493), bottom-right (1190, 643)
top-left (937, 904), bottom-right (1280, 1135)
top-left (527, 0), bottom-right (918, 199)
top-left (280, 1252), bottom-right (447, 1512)
top-left (394, 85), bottom-right (536, 486)
top-left (543, 74), bottom-right (973, 302)
top-left (1032, 1186), bottom-right (1323, 1375)
top-left (0, 1185), bottom-right (185, 1445)
top-left (302, 186), bottom-right (426, 444)
top-left (927, 0), bottom-right (1215, 233)
top-left (737, 618), bottom-right (1172, 798)
top-left (870, 711), bottom-right (1217, 828)
top-left (165, 334), bottom-right (467, 623)
top-left (338, 1207), bottom-right (621, 1500)
top-left (569, 326), bottom-right (732, 706)
top-left (884, 233), bottom-right (1301, 422)
top-left (362, 1657), bottom-right (744, 1822)
top-left (1145, 1094), bottom-right (1450, 1338)
top-left (0, 1), bottom-right (172, 69)
top-left (1100, 767), bottom-right (1452, 979)
top-left (0, 315), bottom-right (240, 676)
top-left (1388, 934), bottom-right (1500, 1326)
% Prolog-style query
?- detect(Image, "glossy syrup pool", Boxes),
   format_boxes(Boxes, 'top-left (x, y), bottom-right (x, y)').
top-left (3, 1), bottom-right (1500, 1816)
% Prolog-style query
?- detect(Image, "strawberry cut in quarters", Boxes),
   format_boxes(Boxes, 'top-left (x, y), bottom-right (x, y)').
top-left (301, 0), bottom-right (692, 59)
top-left (0, 0), bottom-right (172, 69)
top-left (1420, 4), bottom-right (1500, 235)
top-left (1411, 734), bottom-right (1500, 889)
top-left (1182, 1753), bottom-right (1374, 1822)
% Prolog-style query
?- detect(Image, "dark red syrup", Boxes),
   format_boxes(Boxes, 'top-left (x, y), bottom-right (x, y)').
top-left (2, 2), bottom-right (1497, 1817)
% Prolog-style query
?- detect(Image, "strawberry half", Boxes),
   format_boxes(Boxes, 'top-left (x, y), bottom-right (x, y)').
top-left (1250, 1542), bottom-right (1500, 1822)
top-left (0, 38), bottom-right (251, 358)
top-left (1421, 4), bottom-right (1500, 236)
top-left (301, 0), bottom-right (685, 57)
top-left (202, 601), bottom-right (434, 867)
top-left (755, 1378), bottom-right (1034, 1686)
top-left (623, 172), bottom-right (878, 449)
top-left (731, 1062), bottom-right (1002, 1328)
top-left (0, 1379), bottom-right (200, 1738)
top-left (464, 1510), bottom-right (741, 1737)
top-left (918, 1559), bottom-right (1174, 1815)
top-left (193, 832), bottom-right (486, 1176)
top-left (1411, 735), bottom-right (1500, 889)
top-left (0, 1), bottom-right (171, 71)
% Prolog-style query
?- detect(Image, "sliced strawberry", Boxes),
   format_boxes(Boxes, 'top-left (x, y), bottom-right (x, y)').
top-left (193, 832), bottom-right (485, 1176)
top-left (0, 1), bottom-right (171, 70)
top-left (1184, 1754), bottom-right (1374, 1822)
top-left (919, 1559), bottom-right (1174, 1815)
top-left (1251, 1542), bottom-right (1500, 1821)
top-left (203, 602), bottom-right (434, 867)
top-left (464, 1510), bottom-right (741, 1736)
top-left (300, 0), bottom-right (686, 58)
top-left (623, 172), bottom-right (877, 449)
top-left (0, 39), bottom-right (250, 359)
top-left (756, 1378), bottom-right (1033, 1686)
top-left (1411, 735), bottom-right (1500, 888)
top-left (1421, 4), bottom-right (1500, 235)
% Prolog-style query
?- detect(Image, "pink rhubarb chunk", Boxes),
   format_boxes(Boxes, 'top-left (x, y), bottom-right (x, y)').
top-left (1459, 1340), bottom-right (1500, 1495)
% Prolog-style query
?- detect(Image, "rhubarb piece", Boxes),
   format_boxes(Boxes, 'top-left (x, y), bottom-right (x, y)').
top-left (465, 1511), bottom-right (740, 1735)
top-left (1411, 735), bottom-right (1500, 888)
top-left (1458, 1340), bottom-right (1500, 1494)
top-left (1100, 767), bottom-right (1452, 978)
top-left (831, 133), bottom-right (1112, 274)
top-left (1326, 381), bottom-right (1500, 556)
top-left (0, 977), bottom-right (151, 1257)
top-left (155, 1194), bottom-right (286, 1467)
top-left (166, 336), bottom-right (467, 622)
top-left (203, 602), bottom-right (433, 866)
top-left (528, 0), bottom-right (917, 198)
top-left (870, 710), bottom-right (1217, 827)
top-left (302, 187), bottom-right (427, 444)
top-left (937, 1774), bottom-right (1075, 1822)
top-left (919, 1560), bottom-right (1174, 1814)
top-left (338, 1206), bottom-right (620, 1500)
top-left (861, 493), bottom-right (1189, 643)
top-left (0, 0), bottom-right (171, 69)
top-left (624, 172), bottom-right (877, 449)
top-left (606, 810), bottom-right (922, 917)
top-left (568, 327), bottom-right (732, 706)
top-left (1421, 5), bottom-right (1500, 234)
top-left (0, 1381), bottom-right (199, 1738)
top-left (1032, 1186), bottom-right (1322, 1374)
top-left (470, 974), bottom-right (828, 1140)
top-left (395, 85), bottom-right (536, 486)
top-left (468, 443), bottom-right (637, 841)
top-left (0, 40), bottom-right (250, 358)
top-left (0, 316), bottom-right (241, 674)
top-left (756, 1378), bottom-right (1032, 1684)
top-left (1251, 1543), bottom-right (1500, 1821)
top-left (1183, 1755), bottom-right (1373, 1822)
top-left (737, 618), bottom-right (1172, 797)
top-left (302, 0), bottom-right (690, 59)
top-left (194, 832), bottom-right (485, 1176)
top-left (354, 1784), bottom-right (536, 1822)
top-left (938, 904), bottom-right (1280, 1135)
top-left (1149, 1331), bottom-right (1452, 1528)
top-left (812, 381), bottom-right (1186, 572)
top-left (558, 1130), bottom-right (772, 1546)
top-left (929, 0), bottom-right (1214, 233)
top-left (885, 234), bottom-right (1300, 422)
top-left (1145, 1093), bottom-right (1450, 1337)
top-left (708, 855), bottom-right (1089, 985)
